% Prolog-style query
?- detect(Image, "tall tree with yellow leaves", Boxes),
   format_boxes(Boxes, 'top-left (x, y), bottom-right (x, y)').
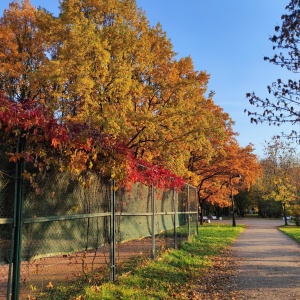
top-left (261, 136), bottom-right (300, 225)
top-left (36, 0), bottom-right (221, 178)
top-left (0, 0), bottom-right (259, 193)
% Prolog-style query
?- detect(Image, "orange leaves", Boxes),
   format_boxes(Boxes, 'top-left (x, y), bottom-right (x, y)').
top-left (0, 0), bottom-right (50, 102)
top-left (189, 131), bottom-right (261, 209)
top-left (51, 138), bottom-right (59, 148)
top-left (0, 1), bottom-right (260, 195)
top-left (8, 152), bottom-right (22, 163)
top-left (0, 0), bottom-right (209, 189)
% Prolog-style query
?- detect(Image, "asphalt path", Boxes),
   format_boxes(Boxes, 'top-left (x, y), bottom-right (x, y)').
top-left (227, 218), bottom-right (300, 299)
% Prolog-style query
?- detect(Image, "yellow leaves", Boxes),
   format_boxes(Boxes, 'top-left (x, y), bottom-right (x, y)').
top-left (0, 0), bottom-right (260, 192)
top-left (46, 281), bottom-right (54, 289)
top-left (69, 150), bottom-right (89, 175)
top-left (22, 171), bottom-right (32, 180)
top-left (260, 138), bottom-right (300, 206)
top-left (71, 205), bottom-right (79, 213)
top-left (264, 175), bottom-right (297, 203)
top-left (28, 283), bottom-right (37, 292)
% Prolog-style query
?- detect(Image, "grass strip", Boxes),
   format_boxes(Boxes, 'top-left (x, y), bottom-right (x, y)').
top-left (279, 226), bottom-right (300, 243)
top-left (39, 224), bottom-right (244, 299)
top-left (86, 224), bottom-right (243, 299)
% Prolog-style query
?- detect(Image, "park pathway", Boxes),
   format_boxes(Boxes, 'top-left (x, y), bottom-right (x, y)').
top-left (230, 218), bottom-right (300, 299)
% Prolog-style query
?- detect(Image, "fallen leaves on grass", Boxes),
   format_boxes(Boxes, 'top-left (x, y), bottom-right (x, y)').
top-left (178, 248), bottom-right (243, 300)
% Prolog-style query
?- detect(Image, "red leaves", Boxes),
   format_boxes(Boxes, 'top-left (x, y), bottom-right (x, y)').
top-left (0, 96), bottom-right (47, 133)
top-left (0, 92), bottom-right (184, 190)
top-left (125, 154), bottom-right (185, 190)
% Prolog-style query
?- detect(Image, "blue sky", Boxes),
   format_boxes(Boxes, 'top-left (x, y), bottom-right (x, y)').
top-left (1, 0), bottom-right (294, 158)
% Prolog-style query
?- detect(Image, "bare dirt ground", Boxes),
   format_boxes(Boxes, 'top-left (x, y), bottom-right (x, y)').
top-left (0, 236), bottom-right (177, 299)
top-left (191, 218), bottom-right (300, 300)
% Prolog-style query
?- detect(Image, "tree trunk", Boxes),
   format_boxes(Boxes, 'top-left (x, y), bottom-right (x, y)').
top-left (199, 202), bottom-right (204, 225)
top-left (282, 202), bottom-right (288, 226)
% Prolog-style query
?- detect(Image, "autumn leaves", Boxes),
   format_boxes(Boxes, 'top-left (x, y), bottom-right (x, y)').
top-left (0, 1), bottom-right (260, 203)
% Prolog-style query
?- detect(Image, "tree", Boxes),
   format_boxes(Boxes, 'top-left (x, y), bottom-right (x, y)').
top-left (188, 123), bottom-right (261, 225)
top-left (246, 0), bottom-right (300, 140)
top-left (260, 136), bottom-right (300, 224)
top-left (234, 188), bottom-right (258, 217)
top-left (0, 0), bottom-right (200, 189)
top-left (243, 175), bottom-right (281, 218)
top-left (0, 0), bottom-right (261, 194)
top-left (0, 0), bottom-right (51, 102)
top-left (42, 0), bottom-right (217, 179)
top-left (0, 0), bottom-right (234, 189)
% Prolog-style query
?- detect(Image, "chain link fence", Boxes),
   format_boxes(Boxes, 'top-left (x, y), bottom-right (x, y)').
top-left (0, 166), bottom-right (198, 299)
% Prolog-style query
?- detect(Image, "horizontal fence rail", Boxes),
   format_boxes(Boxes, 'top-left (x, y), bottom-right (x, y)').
top-left (0, 170), bottom-right (198, 300)
top-left (0, 211), bottom-right (198, 225)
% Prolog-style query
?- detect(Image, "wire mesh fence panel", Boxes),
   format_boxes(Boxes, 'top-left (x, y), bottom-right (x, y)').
top-left (180, 184), bottom-right (198, 236)
top-left (156, 184), bottom-right (198, 240)
top-left (114, 184), bottom-right (161, 273)
top-left (0, 223), bottom-right (12, 300)
top-left (17, 218), bottom-right (111, 298)
top-left (5, 172), bottom-right (112, 299)
top-left (1, 167), bottom-right (199, 299)
top-left (114, 183), bottom-right (199, 275)
top-left (0, 161), bottom-right (15, 300)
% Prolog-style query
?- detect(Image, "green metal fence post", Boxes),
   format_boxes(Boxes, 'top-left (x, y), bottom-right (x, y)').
top-left (11, 136), bottom-right (26, 300)
top-left (187, 184), bottom-right (191, 241)
top-left (151, 185), bottom-right (155, 259)
top-left (7, 228), bottom-right (13, 300)
top-left (196, 212), bottom-right (199, 236)
top-left (196, 188), bottom-right (199, 236)
top-left (173, 188), bottom-right (177, 249)
top-left (110, 179), bottom-right (116, 281)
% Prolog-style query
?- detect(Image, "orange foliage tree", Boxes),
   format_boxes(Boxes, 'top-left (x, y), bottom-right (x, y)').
top-left (0, 0), bottom-right (260, 197)
top-left (188, 124), bottom-right (261, 224)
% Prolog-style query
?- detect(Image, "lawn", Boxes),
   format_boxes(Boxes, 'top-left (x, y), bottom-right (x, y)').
top-left (39, 224), bottom-right (244, 299)
top-left (279, 226), bottom-right (300, 243)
